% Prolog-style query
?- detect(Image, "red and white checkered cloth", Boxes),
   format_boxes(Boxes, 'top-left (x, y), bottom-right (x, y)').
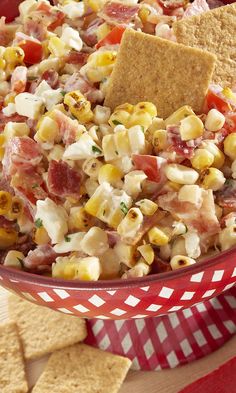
top-left (85, 286), bottom-right (236, 370)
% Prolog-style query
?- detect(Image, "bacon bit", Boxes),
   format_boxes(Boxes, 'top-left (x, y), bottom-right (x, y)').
top-left (41, 69), bottom-right (59, 89)
top-left (159, 0), bottom-right (188, 11)
top-left (64, 73), bottom-right (102, 103)
top-left (48, 160), bottom-right (82, 199)
top-left (158, 190), bottom-right (220, 235)
top-left (166, 125), bottom-right (201, 159)
top-left (152, 256), bottom-right (171, 274)
top-left (0, 113), bottom-right (27, 132)
top-left (216, 179), bottom-right (236, 210)
top-left (65, 51), bottom-right (89, 66)
top-left (53, 110), bottom-right (78, 145)
top-left (24, 244), bottom-right (57, 269)
top-left (132, 154), bottom-right (167, 183)
top-left (11, 66), bottom-right (27, 93)
top-left (81, 17), bottom-right (103, 47)
top-left (23, 18), bottom-right (47, 41)
top-left (99, 1), bottom-right (139, 25)
top-left (183, 0), bottom-right (209, 17)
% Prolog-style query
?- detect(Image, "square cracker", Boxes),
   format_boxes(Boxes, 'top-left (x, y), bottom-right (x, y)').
top-left (173, 3), bottom-right (236, 87)
top-left (32, 343), bottom-right (132, 393)
top-left (0, 322), bottom-right (28, 393)
top-left (8, 294), bottom-right (87, 360)
top-left (104, 29), bottom-right (216, 119)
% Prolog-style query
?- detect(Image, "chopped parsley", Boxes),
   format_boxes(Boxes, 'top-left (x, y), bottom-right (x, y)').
top-left (61, 91), bottom-right (67, 97)
top-left (35, 218), bottom-right (43, 228)
top-left (120, 202), bottom-right (128, 215)
top-left (112, 120), bottom-right (122, 126)
top-left (64, 235), bottom-right (71, 242)
top-left (92, 145), bottom-right (102, 154)
top-left (140, 125), bottom-right (145, 133)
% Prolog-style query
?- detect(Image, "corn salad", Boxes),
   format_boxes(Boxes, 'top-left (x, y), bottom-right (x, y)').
top-left (0, 0), bottom-right (235, 281)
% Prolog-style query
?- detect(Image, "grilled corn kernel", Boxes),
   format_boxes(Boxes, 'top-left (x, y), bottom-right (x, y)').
top-left (48, 36), bottom-right (67, 57)
top-left (136, 199), bottom-right (158, 216)
top-left (224, 133), bottom-right (236, 160)
top-left (128, 110), bottom-right (152, 130)
top-left (165, 105), bottom-right (195, 126)
top-left (35, 116), bottom-right (59, 143)
top-left (7, 196), bottom-right (23, 219)
top-left (34, 226), bottom-right (50, 245)
top-left (137, 244), bottom-right (154, 265)
top-left (171, 237), bottom-right (187, 258)
top-left (134, 102), bottom-right (157, 118)
top-left (152, 129), bottom-right (168, 152)
top-left (109, 110), bottom-right (130, 128)
top-left (203, 141), bottom-right (225, 169)
top-left (148, 226), bottom-right (169, 246)
top-left (52, 255), bottom-right (101, 281)
top-left (98, 164), bottom-right (123, 187)
top-left (4, 92), bottom-right (17, 106)
top-left (115, 103), bottom-right (134, 114)
top-left (96, 22), bottom-right (112, 41)
top-left (94, 105), bottom-right (111, 125)
top-left (114, 241), bottom-right (135, 267)
top-left (3, 47), bottom-right (24, 65)
top-left (138, 6), bottom-right (150, 22)
top-left (191, 148), bottom-right (214, 170)
top-left (205, 109), bottom-right (225, 132)
top-left (165, 164), bottom-right (199, 185)
top-left (170, 255), bottom-right (196, 270)
top-left (179, 115), bottom-right (204, 141)
top-left (64, 91), bottom-right (93, 123)
top-left (117, 208), bottom-right (143, 239)
top-left (0, 228), bottom-right (18, 249)
top-left (199, 168), bottom-right (226, 191)
top-left (95, 51), bottom-right (117, 67)
top-left (4, 250), bottom-right (24, 269)
top-left (87, 0), bottom-right (106, 12)
top-left (82, 158), bottom-right (103, 178)
top-left (0, 191), bottom-right (12, 215)
top-left (68, 206), bottom-right (91, 231)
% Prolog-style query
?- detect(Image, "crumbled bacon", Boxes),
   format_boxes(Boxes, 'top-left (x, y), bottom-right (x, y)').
top-left (11, 66), bottom-right (27, 93)
top-left (183, 0), bottom-right (209, 17)
top-left (216, 179), bottom-right (236, 210)
top-left (23, 17), bottom-right (47, 41)
top-left (65, 51), bottom-right (89, 66)
top-left (132, 154), bottom-right (167, 183)
top-left (48, 160), bottom-right (82, 199)
top-left (152, 256), bottom-right (171, 274)
top-left (24, 244), bottom-right (57, 269)
top-left (81, 18), bottom-right (103, 47)
top-left (0, 113), bottom-right (27, 132)
top-left (166, 125), bottom-right (201, 159)
top-left (41, 69), bottom-right (59, 89)
top-left (53, 110), bottom-right (78, 145)
top-left (99, 1), bottom-right (139, 25)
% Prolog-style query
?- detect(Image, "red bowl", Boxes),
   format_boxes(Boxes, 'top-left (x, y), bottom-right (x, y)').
top-left (0, 248), bottom-right (236, 319)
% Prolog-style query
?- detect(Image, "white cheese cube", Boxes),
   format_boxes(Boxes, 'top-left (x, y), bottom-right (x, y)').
top-left (15, 93), bottom-right (44, 119)
top-left (61, 26), bottom-right (83, 52)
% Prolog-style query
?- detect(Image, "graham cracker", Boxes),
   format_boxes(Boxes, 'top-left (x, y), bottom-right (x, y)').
top-left (173, 3), bottom-right (236, 86)
top-left (32, 343), bottom-right (132, 393)
top-left (0, 322), bottom-right (28, 393)
top-left (104, 29), bottom-right (216, 118)
top-left (8, 294), bottom-right (87, 360)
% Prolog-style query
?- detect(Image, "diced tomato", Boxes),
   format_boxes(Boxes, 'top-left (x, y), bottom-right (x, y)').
top-left (132, 154), bottom-right (167, 183)
top-left (36, 2), bottom-right (65, 31)
top-left (96, 26), bottom-right (126, 49)
top-left (48, 10), bottom-right (65, 31)
top-left (204, 90), bottom-right (232, 114)
top-left (18, 39), bottom-right (43, 65)
top-left (0, 0), bottom-right (22, 23)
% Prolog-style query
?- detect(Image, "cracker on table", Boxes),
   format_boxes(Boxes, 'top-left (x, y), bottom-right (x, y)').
top-left (173, 3), bottom-right (236, 87)
top-left (32, 343), bottom-right (132, 393)
top-left (104, 29), bottom-right (216, 119)
top-left (0, 321), bottom-right (28, 393)
top-left (8, 294), bottom-right (87, 360)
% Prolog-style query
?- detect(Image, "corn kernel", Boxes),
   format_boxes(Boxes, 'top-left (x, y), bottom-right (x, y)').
top-left (95, 51), bottom-right (117, 67)
top-left (64, 90), bottom-right (93, 123)
top-left (165, 164), bottom-right (199, 185)
top-left (82, 158), bottom-right (103, 178)
top-left (109, 110), bottom-right (130, 128)
top-left (178, 185), bottom-right (202, 206)
top-left (115, 103), bottom-right (134, 114)
top-left (34, 226), bottom-right (50, 245)
top-left (137, 244), bottom-right (154, 265)
top-left (52, 255), bottom-right (101, 281)
top-left (4, 250), bottom-right (24, 269)
top-left (170, 255), bottom-right (196, 270)
top-left (87, 0), bottom-right (106, 12)
top-left (134, 102), bottom-right (157, 118)
top-left (4, 122), bottom-right (30, 142)
top-left (138, 6), bottom-right (150, 23)
top-left (219, 224), bottom-right (236, 251)
top-left (199, 168), bottom-right (226, 191)
top-left (0, 191), bottom-right (12, 215)
top-left (152, 129), bottom-right (168, 152)
top-left (224, 133), bottom-right (236, 160)
top-left (135, 199), bottom-right (158, 216)
top-left (3, 47), bottom-right (24, 65)
top-left (165, 181), bottom-right (182, 192)
top-left (98, 164), bottom-right (123, 187)
top-left (48, 36), bottom-right (67, 57)
top-left (171, 237), bottom-right (187, 258)
top-left (148, 226), bottom-right (169, 246)
top-left (114, 241), bottom-right (135, 267)
top-left (203, 141), bottom-right (225, 169)
top-left (68, 206), bottom-right (91, 231)
top-left (0, 58), bottom-right (6, 70)
top-left (191, 148), bottom-right (214, 170)
top-left (4, 92), bottom-right (17, 106)
top-left (96, 22), bottom-right (112, 41)
top-left (215, 203), bottom-right (223, 220)
top-left (0, 228), bottom-right (18, 249)
top-left (179, 115), bottom-right (204, 141)
top-left (117, 208), bottom-right (143, 239)
top-left (165, 105), bottom-right (195, 126)
top-left (35, 116), bottom-right (59, 143)
top-left (128, 110), bottom-right (153, 130)
top-left (7, 196), bottom-right (23, 220)
top-left (222, 87), bottom-right (236, 103)
top-left (0, 134), bottom-right (5, 147)
top-left (205, 109), bottom-right (225, 132)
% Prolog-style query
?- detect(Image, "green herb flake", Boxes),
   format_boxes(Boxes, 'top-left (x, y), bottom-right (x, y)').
top-left (35, 218), bottom-right (43, 228)
top-left (140, 125), bottom-right (145, 133)
top-left (112, 120), bottom-right (122, 126)
top-left (92, 145), bottom-right (102, 154)
top-left (32, 183), bottom-right (39, 189)
top-left (120, 202), bottom-right (128, 215)
top-left (61, 91), bottom-right (67, 97)
top-left (64, 235), bottom-right (71, 242)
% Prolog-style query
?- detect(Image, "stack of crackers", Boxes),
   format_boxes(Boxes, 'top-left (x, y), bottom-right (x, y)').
top-left (0, 295), bottom-right (131, 393)
top-left (105, 3), bottom-right (236, 119)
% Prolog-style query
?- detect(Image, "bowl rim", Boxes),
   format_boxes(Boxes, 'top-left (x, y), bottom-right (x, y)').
top-left (0, 246), bottom-right (235, 291)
